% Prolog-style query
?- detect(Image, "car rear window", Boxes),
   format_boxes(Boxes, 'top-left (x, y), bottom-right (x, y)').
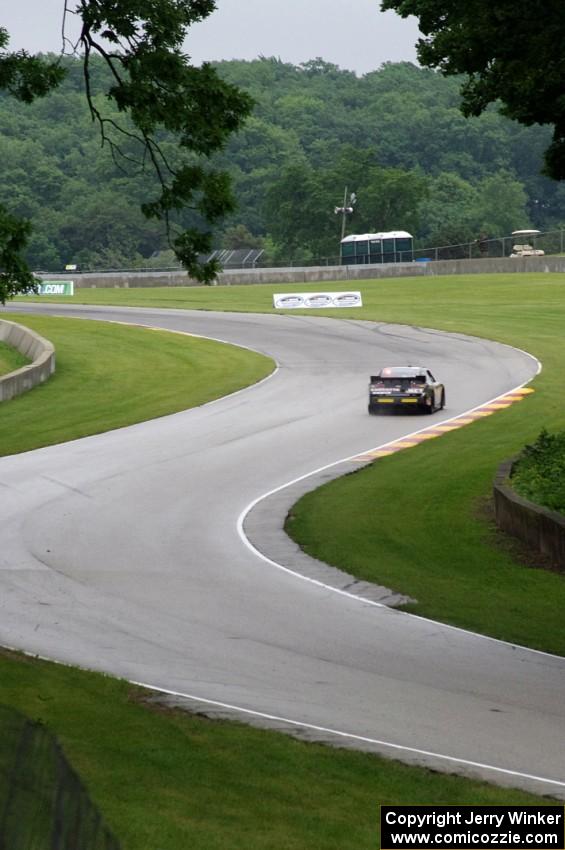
top-left (374, 376), bottom-right (425, 388)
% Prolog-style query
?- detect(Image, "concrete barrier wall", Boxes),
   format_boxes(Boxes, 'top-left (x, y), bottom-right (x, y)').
top-left (0, 320), bottom-right (56, 402)
top-left (493, 458), bottom-right (565, 571)
top-left (40, 254), bottom-right (565, 289)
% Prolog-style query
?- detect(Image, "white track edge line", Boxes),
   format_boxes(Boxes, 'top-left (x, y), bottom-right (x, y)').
top-left (17, 315), bottom-right (558, 659)
top-left (8, 312), bottom-right (561, 784)
top-left (132, 680), bottom-right (565, 791)
top-left (236, 352), bottom-right (565, 663)
top-left (51, 313), bottom-right (282, 409)
top-left (2, 641), bottom-right (563, 792)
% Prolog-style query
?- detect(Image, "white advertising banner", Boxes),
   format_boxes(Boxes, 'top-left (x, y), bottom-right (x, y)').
top-left (35, 281), bottom-right (75, 296)
top-left (273, 291), bottom-right (362, 309)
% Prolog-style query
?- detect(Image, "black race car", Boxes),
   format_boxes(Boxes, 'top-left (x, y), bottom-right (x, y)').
top-left (368, 366), bottom-right (445, 414)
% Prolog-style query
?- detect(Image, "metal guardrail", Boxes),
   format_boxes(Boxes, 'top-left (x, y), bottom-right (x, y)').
top-left (0, 705), bottom-right (121, 850)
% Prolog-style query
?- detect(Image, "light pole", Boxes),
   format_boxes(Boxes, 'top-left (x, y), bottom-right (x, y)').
top-left (334, 187), bottom-right (356, 240)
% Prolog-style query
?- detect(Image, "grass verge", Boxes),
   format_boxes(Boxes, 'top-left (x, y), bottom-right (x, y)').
top-left (15, 273), bottom-right (565, 652)
top-left (0, 648), bottom-right (553, 850)
top-left (282, 273), bottom-right (565, 655)
top-left (0, 313), bottom-right (272, 457)
top-left (3, 279), bottom-right (564, 836)
top-left (0, 340), bottom-right (29, 376)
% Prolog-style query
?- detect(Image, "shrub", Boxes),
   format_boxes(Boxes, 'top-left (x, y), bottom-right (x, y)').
top-left (512, 429), bottom-right (565, 514)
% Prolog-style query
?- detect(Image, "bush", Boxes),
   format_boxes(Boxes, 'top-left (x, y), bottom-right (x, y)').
top-left (512, 428), bottom-right (565, 514)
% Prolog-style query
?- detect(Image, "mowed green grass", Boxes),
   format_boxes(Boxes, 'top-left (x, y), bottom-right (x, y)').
top-left (283, 275), bottom-right (565, 654)
top-left (0, 313), bottom-right (272, 456)
top-left (0, 340), bottom-right (29, 375)
top-left (1, 648), bottom-right (552, 850)
top-left (18, 273), bottom-right (565, 652)
top-left (3, 277), bottom-right (563, 840)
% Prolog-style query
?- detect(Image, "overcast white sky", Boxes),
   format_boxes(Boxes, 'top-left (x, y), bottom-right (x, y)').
top-left (2, 0), bottom-right (420, 75)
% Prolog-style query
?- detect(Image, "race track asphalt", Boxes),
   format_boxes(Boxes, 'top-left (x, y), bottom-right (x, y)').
top-left (1, 303), bottom-right (563, 798)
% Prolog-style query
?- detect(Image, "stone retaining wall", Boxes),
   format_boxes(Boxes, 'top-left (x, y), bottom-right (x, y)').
top-left (0, 319), bottom-right (56, 402)
top-left (493, 458), bottom-right (565, 570)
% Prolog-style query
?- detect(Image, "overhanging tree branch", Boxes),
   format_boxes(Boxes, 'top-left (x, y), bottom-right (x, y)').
top-left (72, 0), bottom-right (253, 281)
top-left (0, 1), bottom-right (253, 295)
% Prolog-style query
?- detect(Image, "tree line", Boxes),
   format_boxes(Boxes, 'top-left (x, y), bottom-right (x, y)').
top-left (2, 54), bottom-right (563, 271)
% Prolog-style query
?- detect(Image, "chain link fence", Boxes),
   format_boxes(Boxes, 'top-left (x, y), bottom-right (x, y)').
top-left (411, 228), bottom-right (565, 263)
top-left (180, 228), bottom-right (561, 269)
top-left (294, 227), bottom-right (565, 266)
top-left (40, 227), bottom-right (565, 274)
top-left (280, 227), bottom-right (563, 267)
top-left (0, 705), bottom-right (121, 850)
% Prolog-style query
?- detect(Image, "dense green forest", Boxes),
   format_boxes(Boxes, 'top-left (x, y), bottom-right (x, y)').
top-left (2, 55), bottom-right (564, 270)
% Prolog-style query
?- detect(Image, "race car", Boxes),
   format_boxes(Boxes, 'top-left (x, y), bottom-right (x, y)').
top-left (368, 366), bottom-right (445, 414)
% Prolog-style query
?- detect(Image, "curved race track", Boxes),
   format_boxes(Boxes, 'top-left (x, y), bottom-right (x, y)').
top-left (1, 303), bottom-right (564, 798)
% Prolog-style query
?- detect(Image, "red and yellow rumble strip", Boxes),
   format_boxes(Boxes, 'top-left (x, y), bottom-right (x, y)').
top-left (355, 387), bottom-right (534, 462)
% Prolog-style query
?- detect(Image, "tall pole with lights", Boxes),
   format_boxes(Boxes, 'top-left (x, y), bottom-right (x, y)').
top-left (334, 187), bottom-right (356, 241)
